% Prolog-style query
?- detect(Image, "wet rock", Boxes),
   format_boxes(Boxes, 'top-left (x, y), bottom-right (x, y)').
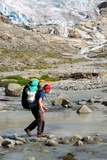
top-left (2, 138), bottom-right (15, 148)
top-left (45, 139), bottom-right (58, 146)
top-left (62, 153), bottom-right (74, 160)
top-left (59, 137), bottom-right (65, 140)
top-left (5, 83), bottom-right (22, 96)
top-left (90, 103), bottom-right (107, 111)
top-left (39, 149), bottom-right (49, 153)
top-left (15, 141), bottom-right (24, 145)
top-left (70, 135), bottom-right (82, 143)
top-left (87, 97), bottom-right (101, 104)
top-left (59, 139), bottom-right (71, 145)
top-left (0, 136), bottom-right (3, 146)
top-left (93, 136), bottom-right (103, 142)
top-left (33, 137), bottom-right (47, 142)
top-left (46, 135), bottom-right (56, 139)
top-left (61, 99), bottom-right (73, 108)
top-left (13, 134), bottom-right (27, 143)
top-left (76, 99), bottom-right (87, 105)
top-left (77, 105), bottom-right (92, 114)
top-left (73, 140), bottom-right (84, 146)
top-left (27, 157), bottom-right (35, 160)
top-left (87, 98), bottom-right (96, 103)
top-left (82, 136), bottom-right (93, 144)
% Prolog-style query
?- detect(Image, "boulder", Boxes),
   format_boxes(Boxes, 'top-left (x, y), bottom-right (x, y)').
top-left (77, 105), bottom-right (92, 114)
top-left (61, 99), bottom-right (73, 108)
top-left (5, 83), bottom-right (22, 96)
top-left (51, 93), bottom-right (72, 107)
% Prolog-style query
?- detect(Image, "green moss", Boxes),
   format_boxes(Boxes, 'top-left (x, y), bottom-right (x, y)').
top-left (0, 74), bottom-right (59, 87)
top-left (40, 75), bottom-right (59, 81)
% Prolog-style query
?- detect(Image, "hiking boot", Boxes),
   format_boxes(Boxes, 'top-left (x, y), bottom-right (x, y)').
top-left (24, 129), bottom-right (31, 137)
top-left (37, 134), bottom-right (42, 138)
top-left (41, 133), bottom-right (47, 137)
top-left (37, 133), bottom-right (47, 138)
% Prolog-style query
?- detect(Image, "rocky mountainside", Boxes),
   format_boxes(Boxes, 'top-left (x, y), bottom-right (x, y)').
top-left (0, 2), bottom-right (107, 79)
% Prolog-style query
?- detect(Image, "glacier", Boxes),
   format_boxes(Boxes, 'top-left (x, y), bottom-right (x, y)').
top-left (0, 0), bottom-right (106, 35)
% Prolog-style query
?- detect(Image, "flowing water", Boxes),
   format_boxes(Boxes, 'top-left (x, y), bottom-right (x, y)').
top-left (0, 88), bottom-right (107, 160)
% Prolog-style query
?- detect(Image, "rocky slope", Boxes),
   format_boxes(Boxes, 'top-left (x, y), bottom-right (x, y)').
top-left (0, 3), bottom-right (107, 80)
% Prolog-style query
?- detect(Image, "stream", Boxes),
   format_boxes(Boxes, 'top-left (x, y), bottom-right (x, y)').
top-left (0, 87), bottom-right (107, 160)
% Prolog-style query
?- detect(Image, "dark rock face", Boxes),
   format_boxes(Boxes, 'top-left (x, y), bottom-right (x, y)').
top-left (102, 101), bottom-right (107, 106)
top-left (98, 2), bottom-right (107, 9)
top-left (0, 14), bottom-right (12, 24)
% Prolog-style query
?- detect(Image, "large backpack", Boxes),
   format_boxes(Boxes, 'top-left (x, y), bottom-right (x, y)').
top-left (21, 79), bottom-right (40, 109)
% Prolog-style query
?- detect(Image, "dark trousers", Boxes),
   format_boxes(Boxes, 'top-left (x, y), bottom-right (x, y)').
top-left (25, 107), bottom-right (45, 135)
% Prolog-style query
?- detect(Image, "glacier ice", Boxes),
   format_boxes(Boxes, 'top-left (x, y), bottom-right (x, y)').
top-left (0, 0), bottom-right (105, 35)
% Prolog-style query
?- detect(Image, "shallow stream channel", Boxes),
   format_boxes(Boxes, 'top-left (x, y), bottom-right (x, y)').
top-left (0, 87), bottom-right (107, 160)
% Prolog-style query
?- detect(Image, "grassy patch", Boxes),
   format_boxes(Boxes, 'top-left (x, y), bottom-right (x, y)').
top-left (0, 75), bottom-right (30, 86)
top-left (0, 74), bottom-right (59, 87)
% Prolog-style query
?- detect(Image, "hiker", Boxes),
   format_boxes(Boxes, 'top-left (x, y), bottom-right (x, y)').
top-left (24, 84), bottom-right (52, 137)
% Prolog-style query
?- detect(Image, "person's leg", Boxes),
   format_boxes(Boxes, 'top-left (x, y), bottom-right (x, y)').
top-left (24, 108), bottom-right (38, 136)
top-left (25, 120), bottom-right (38, 131)
top-left (42, 121), bottom-right (45, 133)
top-left (37, 110), bottom-right (44, 136)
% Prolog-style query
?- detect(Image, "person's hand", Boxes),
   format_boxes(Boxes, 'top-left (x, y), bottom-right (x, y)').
top-left (45, 107), bottom-right (49, 112)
